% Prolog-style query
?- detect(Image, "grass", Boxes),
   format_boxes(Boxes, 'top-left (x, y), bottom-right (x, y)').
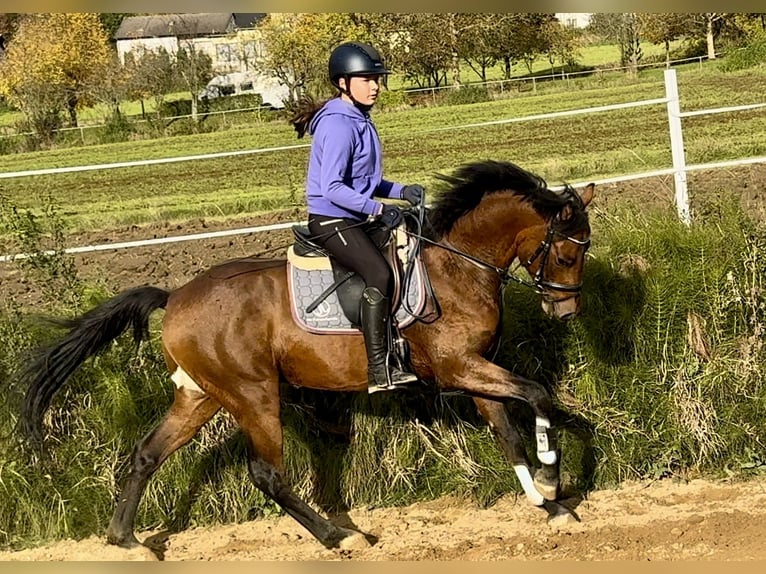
top-left (0, 40), bottom-right (689, 133)
top-left (1, 198), bottom-right (765, 549)
top-left (1, 62), bottom-right (765, 238)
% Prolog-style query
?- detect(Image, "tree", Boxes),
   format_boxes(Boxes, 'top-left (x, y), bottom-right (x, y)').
top-left (542, 18), bottom-right (578, 74)
top-left (636, 14), bottom-right (690, 67)
top-left (486, 14), bottom-right (557, 79)
top-left (260, 13), bottom-right (365, 102)
top-left (394, 14), bottom-right (453, 88)
top-left (0, 13), bottom-right (111, 137)
top-left (176, 41), bottom-right (213, 122)
top-left (98, 13), bottom-right (134, 40)
top-left (589, 13), bottom-right (642, 74)
top-left (460, 14), bottom-right (500, 82)
top-left (123, 48), bottom-right (176, 119)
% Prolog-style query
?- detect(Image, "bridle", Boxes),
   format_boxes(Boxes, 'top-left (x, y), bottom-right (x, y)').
top-left (405, 208), bottom-right (590, 296)
top-left (522, 214), bottom-right (591, 294)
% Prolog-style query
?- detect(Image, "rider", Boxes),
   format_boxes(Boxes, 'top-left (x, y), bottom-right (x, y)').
top-left (290, 41), bottom-right (424, 394)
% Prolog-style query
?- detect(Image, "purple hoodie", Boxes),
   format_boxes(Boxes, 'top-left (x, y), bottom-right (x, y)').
top-left (305, 97), bottom-right (403, 220)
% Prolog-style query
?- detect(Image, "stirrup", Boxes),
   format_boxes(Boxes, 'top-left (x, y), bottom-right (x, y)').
top-left (388, 367), bottom-right (418, 386)
top-left (367, 366), bottom-right (418, 394)
top-left (368, 381), bottom-right (397, 394)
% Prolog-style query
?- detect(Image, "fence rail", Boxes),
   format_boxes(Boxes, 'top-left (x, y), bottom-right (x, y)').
top-left (1, 70), bottom-right (765, 262)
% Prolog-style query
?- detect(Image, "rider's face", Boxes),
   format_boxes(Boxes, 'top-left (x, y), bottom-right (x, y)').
top-left (340, 75), bottom-right (381, 106)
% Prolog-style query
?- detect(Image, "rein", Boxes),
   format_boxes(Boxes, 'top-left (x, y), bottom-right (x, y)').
top-left (404, 212), bottom-right (590, 295)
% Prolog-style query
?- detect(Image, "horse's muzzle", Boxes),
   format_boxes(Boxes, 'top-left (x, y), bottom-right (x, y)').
top-left (541, 295), bottom-right (580, 320)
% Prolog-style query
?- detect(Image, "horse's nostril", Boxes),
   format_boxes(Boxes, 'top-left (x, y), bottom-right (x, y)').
top-left (558, 311), bottom-right (576, 321)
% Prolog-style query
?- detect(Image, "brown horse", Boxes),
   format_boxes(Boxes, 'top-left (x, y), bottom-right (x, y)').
top-left (19, 160), bottom-right (594, 550)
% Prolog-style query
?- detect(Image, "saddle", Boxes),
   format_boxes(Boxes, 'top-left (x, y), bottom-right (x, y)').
top-left (286, 220), bottom-right (434, 335)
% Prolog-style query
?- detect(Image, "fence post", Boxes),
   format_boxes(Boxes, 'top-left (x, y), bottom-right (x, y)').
top-left (664, 69), bottom-right (691, 225)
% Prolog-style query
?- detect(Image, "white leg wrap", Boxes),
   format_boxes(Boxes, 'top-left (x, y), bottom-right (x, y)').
top-left (535, 416), bottom-right (558, 465)
top-left (513, 464), bottom-right (545, 506)
top-left (171, 367), bottom-right (205, 394)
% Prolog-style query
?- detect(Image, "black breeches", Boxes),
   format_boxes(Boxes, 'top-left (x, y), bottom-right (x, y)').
top-left (308, 214), bottom-right (393, 295)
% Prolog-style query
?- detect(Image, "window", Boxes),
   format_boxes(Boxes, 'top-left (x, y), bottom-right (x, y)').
top-left (216, 44), bottom-right (236, 65)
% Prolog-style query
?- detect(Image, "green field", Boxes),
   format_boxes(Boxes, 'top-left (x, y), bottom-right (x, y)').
top-left (1, 61), bottom-right (765, 237)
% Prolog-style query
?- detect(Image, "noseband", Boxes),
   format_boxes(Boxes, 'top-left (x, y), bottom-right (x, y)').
top-left (408, 209), bottom-right (590, 296)
top-left (523, 215), bottom-right (591, 294)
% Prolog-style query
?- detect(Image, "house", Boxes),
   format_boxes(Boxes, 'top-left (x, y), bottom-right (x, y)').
top-left (555, 13), bottom-right (592, 29)
top-left (114, 13), bottom-right (267, 75)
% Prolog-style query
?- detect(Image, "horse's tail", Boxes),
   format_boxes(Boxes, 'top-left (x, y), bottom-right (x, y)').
top-left (19, 285), bottom-right (170, 445)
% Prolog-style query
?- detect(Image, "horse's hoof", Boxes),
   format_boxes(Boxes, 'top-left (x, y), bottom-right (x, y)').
top-left (544, 501), bottom-right (579, 529)
top-left (338, 531), bottom-right (371, 551)
top-left (106, 532), bottom-right (142, 549)
top-left (533, 478), bottom-right (558, 501)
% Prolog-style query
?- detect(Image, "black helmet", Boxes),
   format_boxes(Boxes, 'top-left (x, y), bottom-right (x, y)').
top-left (328, 42), bottom-right (390, 88)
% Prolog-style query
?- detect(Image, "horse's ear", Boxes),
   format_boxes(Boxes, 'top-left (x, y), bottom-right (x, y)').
top-left (579, 183), bottom-right (595, 207)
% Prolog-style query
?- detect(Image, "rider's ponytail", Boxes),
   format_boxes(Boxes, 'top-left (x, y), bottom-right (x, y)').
top-left (290, 95), bottom-right (339, 139)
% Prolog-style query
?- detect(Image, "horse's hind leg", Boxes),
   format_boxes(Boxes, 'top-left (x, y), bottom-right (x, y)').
top-left (473, 397), bottom-right (576, 526)
top-left (234, 384), bottom-right (366, 550)
top-left (106, 388), bottom-right (220, 547)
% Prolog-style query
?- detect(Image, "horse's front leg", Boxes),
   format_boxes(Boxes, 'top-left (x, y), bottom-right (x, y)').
top-left (433, 356), bottom-right (562, 493)
top-left (436, 355), bottom-right (559, 470)
top-left (473, 397), bottom-right (576, 526)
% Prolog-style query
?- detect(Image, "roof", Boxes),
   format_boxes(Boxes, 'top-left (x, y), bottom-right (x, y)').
top-left (114, 13), bottom-right (237, 40)
top-left (233, 14), bottom-right (266, 29)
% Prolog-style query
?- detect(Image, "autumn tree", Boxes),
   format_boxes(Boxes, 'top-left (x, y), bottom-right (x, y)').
top-left (0, 13), bottom-right (111, 138)
top-left (260, 13), bottom-right (367, 102)
top-left (0, 13), bottom-right (21, 44)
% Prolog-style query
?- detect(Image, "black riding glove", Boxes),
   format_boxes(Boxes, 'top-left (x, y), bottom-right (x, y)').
top-left (401, 184), bottom-right (424, 206)
top-left (379, 204), bottom-right (404, 229)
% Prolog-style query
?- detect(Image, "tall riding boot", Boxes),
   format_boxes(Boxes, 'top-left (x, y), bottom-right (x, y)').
top-left (360, 286), bottom-right (418, 394)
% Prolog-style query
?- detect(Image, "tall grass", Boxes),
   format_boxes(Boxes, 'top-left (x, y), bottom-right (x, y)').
top-left (1, 196), bottom-right (766, 549)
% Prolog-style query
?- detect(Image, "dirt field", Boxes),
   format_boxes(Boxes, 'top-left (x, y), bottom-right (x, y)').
top-left (2, 165), bottom-right (766, 561)
top-left (1, 477), bottom-right (765, 561)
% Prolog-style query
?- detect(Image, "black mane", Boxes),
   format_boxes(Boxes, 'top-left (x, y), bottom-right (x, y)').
top-left (427, 160), bottom-right (586, 238)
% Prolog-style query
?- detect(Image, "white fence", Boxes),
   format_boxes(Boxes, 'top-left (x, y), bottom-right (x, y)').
top-left (1, 69), bottom-right (766, 263)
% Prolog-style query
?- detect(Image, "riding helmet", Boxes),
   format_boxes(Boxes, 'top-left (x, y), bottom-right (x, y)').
top-left (328, 42), bottom-right (391, 88)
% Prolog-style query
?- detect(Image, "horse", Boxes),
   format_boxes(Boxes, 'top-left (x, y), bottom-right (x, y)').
top-left (18, 159), bottom-right (594, 551)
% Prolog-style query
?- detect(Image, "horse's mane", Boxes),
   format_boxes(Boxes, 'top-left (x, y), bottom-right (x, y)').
top-left (427, 160), bottom-right (587, 238)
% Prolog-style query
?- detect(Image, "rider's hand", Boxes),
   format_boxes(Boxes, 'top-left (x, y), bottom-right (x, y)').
top-left (401, 184), bottom-right (424, 206)
top-left (379, 204), bottom-right (404, 229)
